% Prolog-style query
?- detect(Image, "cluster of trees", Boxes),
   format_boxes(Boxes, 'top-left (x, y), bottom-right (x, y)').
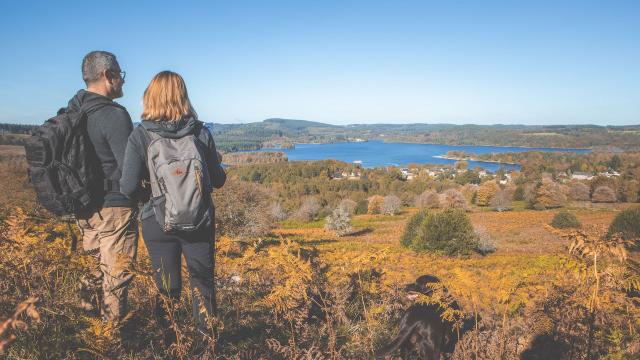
top-left (222, 152), bottom-right (287, 166)
top-left (412, 181), bottom-right (513, 212)
top-left (230, 160), bottom-right (436, 215)
top-left (475, 151), bottom-right (640, 181)
top-left (365, 194), bottom-right (402, 215)
top-left (376, 125), bottom-right (640, 150)
top-left (226, 152), bottom-right (640, 230)
top-left (522, 175), bottom-right (638, 209)
top-left (0, 123), bottom-right (36, 134)
top-left (215, 139), bottom-right (264, 152)
top-left (449, 151), bottom-right (640, 206)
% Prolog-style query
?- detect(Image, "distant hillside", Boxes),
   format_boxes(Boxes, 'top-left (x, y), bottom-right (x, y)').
top-left (2, 120), bottom-right (639, 152)
top-left (263, 118), bottom-right (340, 130)
top-left (208, 120), bottom-right (640, 152)
top-left (209, 118), bottom-right (347, 151)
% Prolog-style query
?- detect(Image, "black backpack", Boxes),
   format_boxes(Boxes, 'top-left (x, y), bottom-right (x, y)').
top-left (25, 105), bottom-right (104, 216)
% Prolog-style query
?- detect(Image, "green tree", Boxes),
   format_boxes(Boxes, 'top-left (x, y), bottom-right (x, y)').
top-left (609, 155), bottom-right (622, 171)
top-left (607, 207), bottom-right (640, 243)
top-left (551, 211), bottom-right (581, 229)
top-left (455, 170), bottom-right (481, 185)
top-left (405, 209), bottom-right (478, 256)
top-left (400, 209), bottom-right (428, 248)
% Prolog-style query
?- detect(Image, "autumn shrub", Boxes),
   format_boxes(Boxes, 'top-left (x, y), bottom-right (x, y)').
top-left (513, 184), bottom-right (525, 201)
top-left (590, 175), bottom-right (618, 197)
top-left (538, 179), bottom-right (567, 209)
top-left (355, 199), bottom-right (368, 215)
top-left (270, 202), bottom-right (288, 221)
top-left (569, 182), bottom-right (591, 201)
top-left (440, 189), bottom-right (468, 210)
top-left (0, 159), bottom-right (34, 209)
top-left (561, 225), bottom-right (640, 358)
top-left (213, 178), bottom-right (275, 239)
top-left (325, 207), bottom-right (352, 236)
top-left (316, 205), bottom-right (332, 220)
top-left (475, 225), bottom-right (497, 254)
top-left (367, 195), bottom-right (384, 214)
top-left (591, 186), bottom-right (616, 203)
top-left (451, 316), bottom-right (529, 360)
top-left (0, 297), bottom-right (40, 356)
top-left (397, 191), bottom-right (417, 207)
top-left (380, 195), bottom-right (402, 215)
top-left (0, 209), bottom-right (87, 358)
top-left (622, 180), bottom-right (639, 203)
top-left (607, 206), bottom-right (640, 242)
top-left (415, 189), bottom-right (440, 209)
top-left (551, 211), bottom-right (581, 229)
top-left (337, 198), bottom-right (357, 215)
top-left (476, 181), bottom-right (499, 207)
top-left (490, 188), bottom-right (513, 212)
top-left (405, 209), bottom-right (478, 256)
top-left (527, 179), bottom-right (567, 210)
top-left (292, 196), bottom-right (322, 222)
top-left (460, 183), bottom-right (479, 204)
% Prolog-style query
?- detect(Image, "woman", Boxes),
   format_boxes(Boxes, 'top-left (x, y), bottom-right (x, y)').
top-left (120, 71), bottom-right (225, 331)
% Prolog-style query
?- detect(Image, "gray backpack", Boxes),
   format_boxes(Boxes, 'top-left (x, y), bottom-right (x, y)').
top-left (145, 128), bottom-right (213, 233)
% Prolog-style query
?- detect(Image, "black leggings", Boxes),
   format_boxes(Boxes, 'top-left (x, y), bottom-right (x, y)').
top-left (141, 216), bottom-right (215, 329)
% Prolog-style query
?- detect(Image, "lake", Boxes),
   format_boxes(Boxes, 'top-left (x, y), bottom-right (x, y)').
top-left (256, 141), bottom-right (590, 172)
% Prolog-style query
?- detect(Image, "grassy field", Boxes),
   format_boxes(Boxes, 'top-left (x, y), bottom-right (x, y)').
top-left (270, 204), bottom-right (633, 313)
top-left (0, 148), bottom-right (638, 358)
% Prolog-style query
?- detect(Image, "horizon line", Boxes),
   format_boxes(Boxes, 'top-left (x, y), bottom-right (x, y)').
top-left (2, 118), bottom-right (639, 128)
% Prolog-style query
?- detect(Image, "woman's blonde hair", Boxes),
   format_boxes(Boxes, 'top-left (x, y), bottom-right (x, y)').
top-left (141, 71), bottom-right (197, 121)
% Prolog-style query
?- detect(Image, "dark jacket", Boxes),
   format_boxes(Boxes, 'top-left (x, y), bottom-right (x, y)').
top-left (120, 117), bottom-right (226, 220)
top-left (67, 89), bottom-right (135, 208)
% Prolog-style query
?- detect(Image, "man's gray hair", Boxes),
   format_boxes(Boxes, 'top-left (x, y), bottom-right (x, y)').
top-left (82, 51), bottom-right (119, 84)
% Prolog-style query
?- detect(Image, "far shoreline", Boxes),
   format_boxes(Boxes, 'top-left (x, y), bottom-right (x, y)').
top-left (287, 139), bottom-right (593, 152)
top-left (432, 155), bottom-right (519, 166)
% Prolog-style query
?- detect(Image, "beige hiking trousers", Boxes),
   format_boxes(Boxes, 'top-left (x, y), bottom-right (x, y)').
top-left (77, 207), bottom-right (138, 321)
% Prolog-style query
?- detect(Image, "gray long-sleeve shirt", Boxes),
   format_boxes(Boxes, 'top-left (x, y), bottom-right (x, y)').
top-left (67, 89), bottom-right (135, 208)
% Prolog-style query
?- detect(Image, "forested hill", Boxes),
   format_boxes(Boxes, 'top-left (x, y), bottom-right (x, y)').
top-left (2, 120), bottom-right (640, 152)
top-left (262, 118), bottom-right (341, 131)
top-left (206, 120), bottom-right (640, 152)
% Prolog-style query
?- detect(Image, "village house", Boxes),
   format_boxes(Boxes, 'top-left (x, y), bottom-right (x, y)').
top-left (332, 170), bottom-right (361, 180)
top-left (571, 171), bottom-right (593, 180)
top-left (602, 171), bottom-right (620, 178)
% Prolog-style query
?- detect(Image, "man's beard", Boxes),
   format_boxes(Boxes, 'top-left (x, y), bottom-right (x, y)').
top-left (112, 86), bottom-right (124, 99)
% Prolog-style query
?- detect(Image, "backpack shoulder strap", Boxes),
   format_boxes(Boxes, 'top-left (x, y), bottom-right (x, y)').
top-left (193, 121), bottom-right (211, 145)
top-left (140, 124), bottom-right (161, 145)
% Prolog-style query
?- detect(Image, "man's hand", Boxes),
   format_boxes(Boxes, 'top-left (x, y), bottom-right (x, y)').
top-left (216, 151), bottom-right (223, 164)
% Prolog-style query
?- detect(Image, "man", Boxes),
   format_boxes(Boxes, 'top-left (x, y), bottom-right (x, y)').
top-left (69, 51), bottom-right (137, 323)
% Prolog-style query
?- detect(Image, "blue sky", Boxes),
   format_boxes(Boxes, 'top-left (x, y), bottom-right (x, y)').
top-left (0, 0), bottom-right (638, 125)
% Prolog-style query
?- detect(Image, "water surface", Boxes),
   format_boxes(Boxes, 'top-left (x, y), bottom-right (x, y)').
top-left (256, 141), bottom-right (590, 171)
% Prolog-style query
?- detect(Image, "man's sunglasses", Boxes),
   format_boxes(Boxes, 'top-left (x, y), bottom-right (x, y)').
top-left (110, 70), bottom-right (126, 81)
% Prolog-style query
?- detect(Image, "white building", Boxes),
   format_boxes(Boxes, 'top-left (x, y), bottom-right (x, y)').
top-left (571, 172), bottom-right (593, 181)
